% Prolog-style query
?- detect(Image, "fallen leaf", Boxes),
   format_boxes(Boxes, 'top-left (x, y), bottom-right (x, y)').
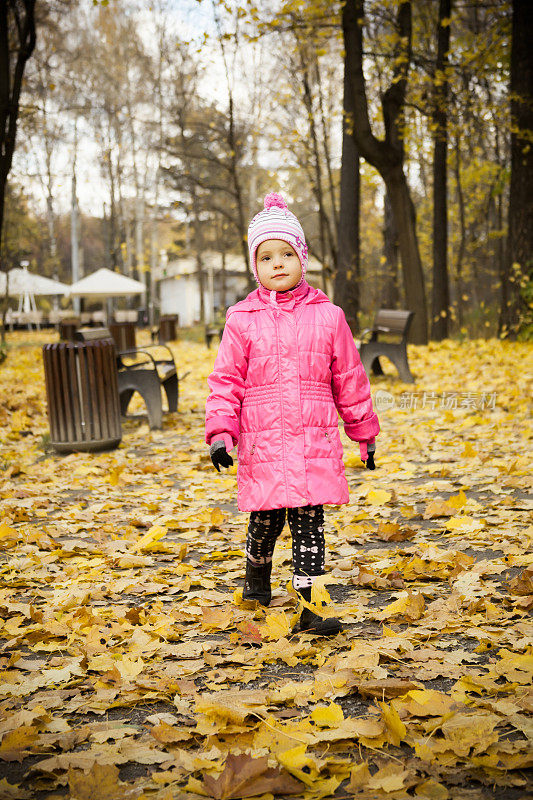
top-left (202, 752), bottom-right (303, 799)
top-left (376, 521), bottom-right (417, 541)
top-left (367, 762), bottom-right (412, 792)
top-left (68, 763), bottom-right (139, 800)
top-left (378, 591), bottom-right (426, 621)
top-left (507, 565), bottom-right (533, 595)
top-left (310, 702), bottom-right (344, 728)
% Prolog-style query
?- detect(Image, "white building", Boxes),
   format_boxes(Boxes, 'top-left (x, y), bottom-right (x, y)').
top-left (156, 250), bottom-right (327, 326)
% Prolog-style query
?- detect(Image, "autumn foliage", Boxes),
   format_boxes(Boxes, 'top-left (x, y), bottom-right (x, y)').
top-left (0, 332), bottom-right (531, 798)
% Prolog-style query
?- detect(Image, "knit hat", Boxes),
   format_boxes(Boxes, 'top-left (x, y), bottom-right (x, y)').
top-left (247, 192), bottom-right (308, 288)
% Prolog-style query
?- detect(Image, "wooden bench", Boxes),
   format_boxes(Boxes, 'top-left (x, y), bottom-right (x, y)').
top-left (205, 324), bottom-right (224, 349)
top-left (358, 309), bottom-right (415, 383)
top-left (75, 328), bottom-right (189, 429)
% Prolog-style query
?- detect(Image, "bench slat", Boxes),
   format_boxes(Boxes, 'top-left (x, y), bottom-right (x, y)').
top-left (373, 309), bottom-right (413, 337)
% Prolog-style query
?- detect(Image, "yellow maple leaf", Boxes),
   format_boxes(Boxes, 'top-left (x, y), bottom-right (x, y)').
top-left (461, 441), bottom-right (477, 458)
top-left (445, 515), bottom-right (480, 531)
top-left (311, 702), bottom-right (344, 728)
top-left (447, 489), bottom-right (467, 510)
top-left (68, 763), bottom-right (131, 800)
top-left (115, 656), bottom-right (144, 681)
top-left (108, 465), bottom-right (125, 486)
top-left (367, 488), bottom-right (392, 504)
top-left (0, 522), bottom-right (18, 540)
top-left (348, 762), bottom-right (371, 790)
top-left (277, 744), bottom-right (319, 786)
top-left (423, 499), bottom-right (455, 518)
top-left (262, 610), bottom-right (291, 640)
top-left (441, 712), bottom-right (499, 757)
top-left (414, 778), bottom-right (449, 799)
top-left (131, 525), bottom-right (167, 553)
top-left (311, 579), bottom-right (332, 606)
top-left (344, 452), bottom-right (361, 468)
top-left (88, 653), bottom-right (115, 672)
top-left (295, 577), bottom-right (345, 620)
top-left (379, 591), bottom-right (425, 621)
top-left (0, 725), bottom-right (38, 752)
top-left (210, 507), bottom-right (225, 527)
top-left (379, 700), bottom-right (407, 746)
top-left (367, 763), bottom-right (411, 792)
top-left (400, 689), bottom-right (456, 717)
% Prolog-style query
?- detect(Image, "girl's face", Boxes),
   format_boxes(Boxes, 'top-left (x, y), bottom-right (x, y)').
top-left (256, 239), bottom-right (302, 292)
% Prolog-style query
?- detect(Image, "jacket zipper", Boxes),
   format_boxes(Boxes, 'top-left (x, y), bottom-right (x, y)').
top-left (274, 312), bottom-right (290, 503)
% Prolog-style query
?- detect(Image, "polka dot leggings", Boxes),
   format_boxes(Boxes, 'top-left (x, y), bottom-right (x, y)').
top-left (245, 504), bottom-right (325, 591)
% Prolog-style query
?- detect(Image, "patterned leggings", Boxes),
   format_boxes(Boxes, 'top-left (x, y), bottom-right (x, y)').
top-left (245, 504), bottom-right (325, 591)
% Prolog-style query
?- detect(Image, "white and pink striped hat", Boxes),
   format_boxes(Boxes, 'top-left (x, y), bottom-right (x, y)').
top-left (247, 192), bottom-right (308, 287)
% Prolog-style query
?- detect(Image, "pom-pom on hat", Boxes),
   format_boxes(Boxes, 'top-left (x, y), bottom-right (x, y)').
top-left (248, 192), bottom-right (308, 287)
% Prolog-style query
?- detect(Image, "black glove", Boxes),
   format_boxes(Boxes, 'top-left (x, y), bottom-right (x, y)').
top-left (363, 442), bottom-right (376, 470)
top-left (210, 440), bottom-right (234, 472)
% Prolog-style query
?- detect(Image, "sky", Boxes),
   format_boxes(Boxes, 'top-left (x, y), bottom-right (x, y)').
top-left (14, 0), bottom-right (250, 218)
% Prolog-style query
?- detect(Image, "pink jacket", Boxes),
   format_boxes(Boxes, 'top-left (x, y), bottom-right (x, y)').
top-left (205, 279), bottom-right (380, 512)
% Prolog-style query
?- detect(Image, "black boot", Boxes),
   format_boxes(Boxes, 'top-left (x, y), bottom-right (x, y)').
top-left (242, 560), bottom-right (272, 606)
top-left (294, 587), bottom-right (343, 636)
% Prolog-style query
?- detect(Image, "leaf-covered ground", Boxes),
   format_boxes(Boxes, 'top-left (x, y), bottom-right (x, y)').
top-left (0, 330), bottom-right (531, 800)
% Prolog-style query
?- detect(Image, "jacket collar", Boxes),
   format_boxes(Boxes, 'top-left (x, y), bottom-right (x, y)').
top-left (257, 278), bottom-right (310, 311)
top-left (234, 279), bottom-right (330, 314)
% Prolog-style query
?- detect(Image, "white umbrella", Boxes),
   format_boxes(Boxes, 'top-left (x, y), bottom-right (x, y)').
top-left (68, 268), bottom-right (146, 299)
top-left (0, 268), bottom-right (69, 296)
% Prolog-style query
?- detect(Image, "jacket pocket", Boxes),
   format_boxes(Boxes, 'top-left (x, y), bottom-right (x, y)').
top-left (249, 436), bottom-right (258, 471)
top-left (322, 427), bottom-right (343, 459)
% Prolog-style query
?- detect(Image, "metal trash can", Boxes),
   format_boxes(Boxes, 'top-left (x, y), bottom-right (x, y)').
top-left (42, 338), bottom-right (122, 453)
top-left (159, 315), bottom-right (178, 344)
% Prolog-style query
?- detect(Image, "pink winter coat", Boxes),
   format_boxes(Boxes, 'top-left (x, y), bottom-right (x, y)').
top-left (205, 279), bottom-right (380, 512)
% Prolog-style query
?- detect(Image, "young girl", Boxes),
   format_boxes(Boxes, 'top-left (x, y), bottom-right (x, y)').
top-left (205, 193), bottom-right (379, 636)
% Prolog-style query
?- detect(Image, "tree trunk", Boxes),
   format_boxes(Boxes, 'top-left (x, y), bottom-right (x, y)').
top-left (149, 202), bottom-right (158, 327)
top-left (126, 97), bottom-right (143, 285)
top-left (343, 0), bottom-right (428, 344)
top-left (314, 55), bottom-right (339, 274)
top-left (0, 0), bottom-right (36, 347)
top-left (300, 64), bottom-right (329, 293)
top-left (385, 164), bottom-right (428, 332)
top-left (191, 185), bottom-right (205, 323)
top-left (0, 1), bottom-right (36, 258)
top-left (220, 247), bottom-right (227, 312)
top-left (431, 0), bottom-right (452, 341)
top-left (105, 147), bottom-right (119, 270)
top-left (335, 56), bottom-right (360, 333)
top-left (135, 195), bottom-right (144, 283)
top-left (43, 118), bottom-right (58, 281)
top-left (70, 120), bottom-right (82, 315)
top-left (227, 97), bottom-right (252, 291)
top-left (500, 0), bottom-right (533, 338)
top-left (453, 132), bottom-right (465, 329)
top-left (383, 191), bottom-right (400, 308)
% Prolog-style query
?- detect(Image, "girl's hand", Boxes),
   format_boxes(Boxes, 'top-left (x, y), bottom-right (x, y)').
top-left (210, 440), bottom-right (234, 472)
